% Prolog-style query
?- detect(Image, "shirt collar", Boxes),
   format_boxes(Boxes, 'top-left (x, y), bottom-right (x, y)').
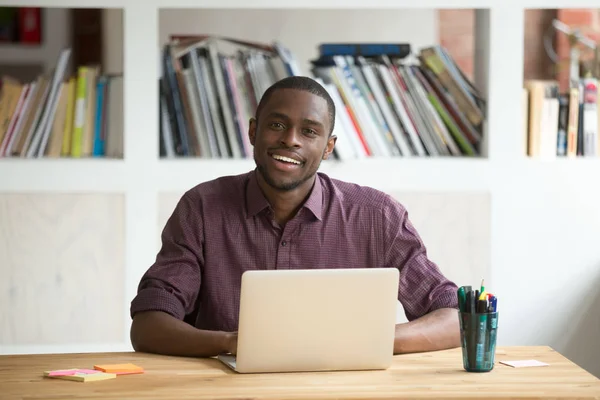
top-left (246, 170), bottom-right (323, 221)
top-left (246, 170), bottom-right (270, 217)
top-left (302, 174), bottom-right (323, 221)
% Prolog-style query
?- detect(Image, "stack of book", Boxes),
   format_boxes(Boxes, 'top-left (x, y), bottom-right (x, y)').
top-left (523, 76), bottom-right (600, 158)
top-left (159, 36), bottom-right (299, 158)
top-left (159, 36), bottom-right (486, 159)
top-left (312, 44), bottom-right (485, 159)
top-left (0, 48), bottom-right (123, 159)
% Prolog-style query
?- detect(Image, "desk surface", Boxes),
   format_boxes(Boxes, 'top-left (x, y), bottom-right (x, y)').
top-left (1, 346), bottom-right (599, 399)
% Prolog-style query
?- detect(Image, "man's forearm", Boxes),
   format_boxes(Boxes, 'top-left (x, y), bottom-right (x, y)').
top-left (130, 311), bottom-right (235, 357)
top-left (393, 308), bottom-right (460, 354)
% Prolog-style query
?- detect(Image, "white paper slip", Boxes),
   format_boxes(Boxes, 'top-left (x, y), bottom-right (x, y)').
top-left (499, 360), bottom-right (549, 368)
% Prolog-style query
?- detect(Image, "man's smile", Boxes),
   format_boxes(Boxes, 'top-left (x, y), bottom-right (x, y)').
top-left (271, 154), bottom-right (302, 165)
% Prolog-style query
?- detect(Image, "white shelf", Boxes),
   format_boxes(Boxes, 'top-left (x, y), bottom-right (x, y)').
top-left (0, 157), bottom-right (491, 193)
top-left (320, 158), bottom-right (489, 192)
top-left (6, 0), bottom-right (600, 8)
top-left (156, 158), bottom-right (491, 193)
top-left (0, 159), bottom-right (128, 192)
top-left (156, 159), bottom-right (254, 193)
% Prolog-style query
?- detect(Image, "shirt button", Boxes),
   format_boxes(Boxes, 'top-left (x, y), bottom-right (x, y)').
top-left (281, 241), bottom-right (287, 247)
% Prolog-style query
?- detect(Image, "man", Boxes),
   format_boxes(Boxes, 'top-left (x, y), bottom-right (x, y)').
top-left (130, 76), bottom-right (460, 357)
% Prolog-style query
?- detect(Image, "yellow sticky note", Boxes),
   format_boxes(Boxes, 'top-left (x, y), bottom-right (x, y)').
top-left (93, 363), bottom-right (144, 375)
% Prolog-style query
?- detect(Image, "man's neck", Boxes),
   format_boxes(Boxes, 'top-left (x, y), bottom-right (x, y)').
top-left (256, 173), bottom-right (315, 225)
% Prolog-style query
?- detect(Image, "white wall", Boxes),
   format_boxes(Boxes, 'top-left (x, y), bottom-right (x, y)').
top-left (492, 165), bottom-right (600, 377)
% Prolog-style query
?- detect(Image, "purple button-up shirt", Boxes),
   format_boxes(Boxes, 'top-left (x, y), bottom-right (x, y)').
top-left (130, 170), bottom-right (458, 331)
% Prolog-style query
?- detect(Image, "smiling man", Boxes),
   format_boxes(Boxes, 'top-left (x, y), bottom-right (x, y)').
top-left (130, 76), bottom-right (460, 358)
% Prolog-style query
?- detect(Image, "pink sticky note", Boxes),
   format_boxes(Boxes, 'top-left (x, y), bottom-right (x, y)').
top-left (499, 360), bottom-right (549, 368)
top-left (47, 368), bottom-right (100, 376)
top-left (48, 369), bottom-right (78, 376)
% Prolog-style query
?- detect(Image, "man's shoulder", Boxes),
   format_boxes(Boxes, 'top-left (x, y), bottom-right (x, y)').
top-left (184, 171), bottom-right (251, 200)
top-left (319, 172), bottom-right (404, 212)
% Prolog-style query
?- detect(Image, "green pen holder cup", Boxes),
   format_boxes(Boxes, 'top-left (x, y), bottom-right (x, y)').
top-left (458, 311), bottom-right (498, 372)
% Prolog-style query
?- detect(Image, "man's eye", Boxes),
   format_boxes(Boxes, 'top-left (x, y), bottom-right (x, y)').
top-left (303, 128), bottom-right (317, 135)
top-left (270, 122), bottom-right (284, 129)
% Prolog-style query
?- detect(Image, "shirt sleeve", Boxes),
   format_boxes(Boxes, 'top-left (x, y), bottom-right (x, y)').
top-left (130, 191), bottom-right (204, 321)
top-left (381, 196), bottom-right (459, 321)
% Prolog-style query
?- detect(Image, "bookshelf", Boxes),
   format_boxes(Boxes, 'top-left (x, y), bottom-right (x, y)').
top-left (2, 1), bottom-right (600, 380)
top-left (1, 5), bottom-right (495, 194)
top-left (0, 7), bottom-right (123, 162)
top-left (522, 8), bottom-right (600, 160)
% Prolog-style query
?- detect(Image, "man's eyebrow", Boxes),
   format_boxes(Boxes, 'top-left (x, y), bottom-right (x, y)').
top-left (303, 118), bottom-right (324, 128)
top-left (266, 112), bottom-right (290, 120)
top-left (266, 112), bottom-right (324, 129)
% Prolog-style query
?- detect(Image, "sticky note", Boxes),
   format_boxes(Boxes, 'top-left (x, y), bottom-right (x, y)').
top-left (47, 369), bottom-right (78, 377)
top-left (499, 360), bottom-right (549, 368)
top-left (44, 369), bottom-right (116, 382)
top-left (93, 363), bottom-right (144, 375)
top-left (47, 368), bottom-right (100, 376)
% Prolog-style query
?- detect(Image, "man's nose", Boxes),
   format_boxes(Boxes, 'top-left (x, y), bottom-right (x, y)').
top-left (279, 126), bottom-right (301, 147)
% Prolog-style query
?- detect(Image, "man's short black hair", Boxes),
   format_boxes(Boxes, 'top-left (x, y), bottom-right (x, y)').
top-left (254, 76), bottom-right (336, 135)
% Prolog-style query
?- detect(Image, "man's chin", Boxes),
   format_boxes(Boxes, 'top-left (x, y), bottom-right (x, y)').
top-left (256, 165), bottom-right (304, 192)
top-left (266, 177), bottom-right (303, 192)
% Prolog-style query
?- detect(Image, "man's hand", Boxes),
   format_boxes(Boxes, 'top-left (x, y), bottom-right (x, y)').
top-left (131, 311), bottom-right (235, 358)
top-left (223, 331), bottom-right (238, 355)
top-left (393, 308), bottom-right (460, 354)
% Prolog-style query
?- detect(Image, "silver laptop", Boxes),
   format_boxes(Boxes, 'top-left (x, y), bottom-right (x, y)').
top-left (217, 267), bottom-right (399, 373)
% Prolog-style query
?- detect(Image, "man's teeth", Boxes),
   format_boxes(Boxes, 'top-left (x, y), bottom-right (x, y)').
top-left (272, 154), bottom-right (301, 165)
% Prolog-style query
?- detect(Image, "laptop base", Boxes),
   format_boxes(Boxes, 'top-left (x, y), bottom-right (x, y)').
top-left (217, 354), bottom-right (238, 372)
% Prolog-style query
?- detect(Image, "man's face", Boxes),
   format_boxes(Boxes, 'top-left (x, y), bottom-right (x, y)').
top-left (249, 88), bottom-right (336, 192)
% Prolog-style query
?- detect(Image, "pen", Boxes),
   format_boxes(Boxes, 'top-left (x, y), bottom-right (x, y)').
top-left (469, 288), bottom-right (477, 368)
top-left (457, 286), bottom-right (466, 312)
top-left (475, 285), bottom-right (488, 369)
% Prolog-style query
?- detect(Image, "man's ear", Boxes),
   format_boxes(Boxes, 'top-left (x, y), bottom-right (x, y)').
top-left (248, 118), bottom-right (257, 146)
top-left (322, 135), bottom-right (337, 160)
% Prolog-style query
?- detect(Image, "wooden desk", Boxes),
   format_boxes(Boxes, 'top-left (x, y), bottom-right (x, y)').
top-left (1, 346), bottom-right (599, 399)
